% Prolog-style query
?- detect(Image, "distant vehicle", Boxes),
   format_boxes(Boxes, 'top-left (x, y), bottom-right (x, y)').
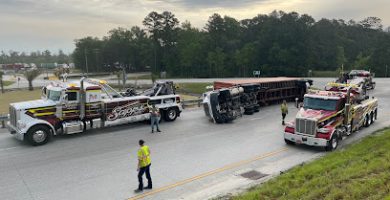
top-left (337, 70), bottom-right (375, 90)
top-left (284, 83), bottom-right (378, 151)
top-left (7, 79), bottom-right (182, 146)
top-left (202, 77), bottom-right (313, 123)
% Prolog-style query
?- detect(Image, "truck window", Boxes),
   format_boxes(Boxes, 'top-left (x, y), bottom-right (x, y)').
top-left (304, 98), bottom-right (338, 111)
top-left (66, 91), bottom-right (78, 101)
top-left (48, 90), bottom-right (61, 101)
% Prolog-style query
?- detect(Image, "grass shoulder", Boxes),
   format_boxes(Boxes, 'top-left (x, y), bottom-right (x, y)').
top-left (232, 128), bottom-right (390, 200)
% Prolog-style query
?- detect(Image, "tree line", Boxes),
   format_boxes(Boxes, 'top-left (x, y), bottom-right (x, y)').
top-left (70, 11), bottom-right (390, 77)
top-left (0, 50), bottom-right (72, 66)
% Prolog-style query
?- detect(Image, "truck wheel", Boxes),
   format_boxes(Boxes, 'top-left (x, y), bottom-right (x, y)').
top-left (164, 107), bottom-right (178, 122)
top-left (364, 115), bottom-right (370, 127)
top-left (26, 125), bottom-right (51, 146)
top-left (325, 135), bottom-right (338, 151)
top-left (244, 106), bottom-right (254, 115)
top-left (284, 139), bottom-right (295, 145)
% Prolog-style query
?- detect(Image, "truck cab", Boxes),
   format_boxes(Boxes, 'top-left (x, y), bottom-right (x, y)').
top-left (284, 89), bottom-right (378, 151)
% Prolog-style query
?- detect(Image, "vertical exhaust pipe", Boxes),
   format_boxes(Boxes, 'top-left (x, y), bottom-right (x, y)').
top-left (80, 77), bottom-right (86, 120)
top-left (343, 87), bottom-right (351, 127)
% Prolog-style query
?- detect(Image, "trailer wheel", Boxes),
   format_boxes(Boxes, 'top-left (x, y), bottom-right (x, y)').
top-left (325, 135), bottom-right (338, 151)
top-left (26, 125), bottom-right (51, 146)
top-left (284, 139), bottom-right (295, 145)
top-left (364, 115), bottom-right (370, 127)
top-left (164, 107), bottom-right (178, 122)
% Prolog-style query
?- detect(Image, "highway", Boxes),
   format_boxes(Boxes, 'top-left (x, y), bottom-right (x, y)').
top-left (0, 78), bottom-right (390, 200)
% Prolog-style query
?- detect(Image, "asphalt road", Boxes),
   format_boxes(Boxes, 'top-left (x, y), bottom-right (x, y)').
top-left (1, 78), bottom-right (390, 200)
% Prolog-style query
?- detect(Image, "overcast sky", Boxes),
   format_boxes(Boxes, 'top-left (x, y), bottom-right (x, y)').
top-left (1, 0), bottom-right (389, 54)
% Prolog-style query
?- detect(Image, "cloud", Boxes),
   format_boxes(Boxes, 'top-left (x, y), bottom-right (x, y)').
top-left (0, 0), bottom-right (390, 53)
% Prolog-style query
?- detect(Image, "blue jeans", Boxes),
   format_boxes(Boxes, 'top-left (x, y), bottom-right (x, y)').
top-left (151, 117), bottom-right (160, 131)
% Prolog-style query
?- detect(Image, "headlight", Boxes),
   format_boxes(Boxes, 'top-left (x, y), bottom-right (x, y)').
top-left (286, 122), bottom-right (295, 128)
top-left (318, 128), bottom-right (330, 133)
top-left (17, 121), bottom-right (26, 129)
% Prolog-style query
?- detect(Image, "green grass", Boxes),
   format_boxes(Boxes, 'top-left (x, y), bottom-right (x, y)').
top-left (0, 89), bottom-right (41, 114)
top-left (2, 80), bottom-right (15, 86)
top-left (176, 82), bottom-right (212, 95)
top-left (232, 128), bottom-right (390, 200)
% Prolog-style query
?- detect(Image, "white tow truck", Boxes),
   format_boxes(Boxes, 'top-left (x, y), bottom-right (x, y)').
top-left (7, 78), bottom-right (182, 145)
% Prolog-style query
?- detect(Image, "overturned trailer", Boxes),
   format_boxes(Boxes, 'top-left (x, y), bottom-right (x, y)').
top-left (203, 77), bottom-right (312, 123)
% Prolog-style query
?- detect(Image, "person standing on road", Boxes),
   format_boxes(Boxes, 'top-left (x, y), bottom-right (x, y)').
top-left (150, 104), bottom-right (161, 133)
top-left (135, 140), bottom-right (152, 193)
top-left (281, 100), bottom-right (288, 125)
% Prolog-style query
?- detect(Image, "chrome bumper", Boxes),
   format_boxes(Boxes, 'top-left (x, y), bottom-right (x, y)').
top-left (284, 132), bottom-right (327, 147)
top-left (7, 122), bottom-right (24, 141)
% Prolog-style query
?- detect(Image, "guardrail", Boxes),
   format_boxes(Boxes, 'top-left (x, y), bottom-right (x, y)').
top-left (0, 114), bottom-right (8, 128)
top-left (182, 99), bottom-right (203, 109)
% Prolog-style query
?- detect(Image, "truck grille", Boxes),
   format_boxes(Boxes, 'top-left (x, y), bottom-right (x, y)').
top-left (295, 118), bottom-right (317, 135)
top-left (9, 106), bottom-right (17, 127)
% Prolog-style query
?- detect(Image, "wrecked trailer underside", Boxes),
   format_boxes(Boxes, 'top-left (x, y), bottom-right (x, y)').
top-left (203, 77), bottom-right (312, 123)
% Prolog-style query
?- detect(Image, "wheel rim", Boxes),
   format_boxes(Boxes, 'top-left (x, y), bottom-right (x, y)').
top-left (331, 137), bottom-right (338, 149)
top-left (32, 130), bottom-right (46, 143)
top-left (168, 110), bottom-right (176, 119)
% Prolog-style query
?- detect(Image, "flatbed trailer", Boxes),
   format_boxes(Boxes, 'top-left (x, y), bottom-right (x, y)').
top-left (213, 77), bottom-right (312, 105)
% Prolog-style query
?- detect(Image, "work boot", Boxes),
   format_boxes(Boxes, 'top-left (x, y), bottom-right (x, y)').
top-left (151, 130), bottom-right (154, 133)
top-left (157, 130), bottom-right (161, 133)
top-left (134, 189), bottom-right (143, 193)
top-left (143, 186), bottom-right (152, 190)
top-left (282, 121), bottom-right (285, 125)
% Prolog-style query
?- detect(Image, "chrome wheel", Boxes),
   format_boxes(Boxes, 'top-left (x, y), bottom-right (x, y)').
top-left (32, 130), bottom-right (47, 143)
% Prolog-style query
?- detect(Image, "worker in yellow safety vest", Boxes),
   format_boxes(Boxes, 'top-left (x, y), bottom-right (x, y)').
top-left (281, 100), bottom-right (288, 125)
top-left (135, 140), bottom-right (152, 193)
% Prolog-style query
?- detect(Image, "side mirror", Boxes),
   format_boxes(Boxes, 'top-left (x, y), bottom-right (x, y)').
top-left (63, 94), bottom-right (68, 104)
top-left (41, 87), bottom-right (47, 99)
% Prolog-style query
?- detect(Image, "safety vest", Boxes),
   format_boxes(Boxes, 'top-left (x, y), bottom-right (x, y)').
top-left (138, 145), bottom-right (151, 168)
top-left (281, 103), bottom-right (288, 114)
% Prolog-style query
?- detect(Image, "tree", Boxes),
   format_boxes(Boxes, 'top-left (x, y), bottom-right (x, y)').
top-left (359, 17), bottom-right (383, 30)
top-left (23, 69), bottom-right (41, 91)
top-left (0, 71), bottom-right (4, 93)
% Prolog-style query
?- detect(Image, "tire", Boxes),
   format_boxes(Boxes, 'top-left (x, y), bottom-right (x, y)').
top-left (374, 109), bottom-right (378, 120)
top-left (164, 107), bottom-right (178, 122)
top-left (325, 135), bottom-right (338, 151)
top-left (364, 115), bottom-right (370, 127)
top-left (244, 105), bottom-right (254, 115)
top-left (26, 125), bottom-right (51, 146)
top-left (254, 105), bottom-right (260, 112)
top-left (284, 139), bottom-right (295, 145)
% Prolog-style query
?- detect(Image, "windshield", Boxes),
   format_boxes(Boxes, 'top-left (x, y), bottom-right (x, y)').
top-left (304, 97), bottom-right (338, 111)
top-left (47, 90), bottom-right (61, 101)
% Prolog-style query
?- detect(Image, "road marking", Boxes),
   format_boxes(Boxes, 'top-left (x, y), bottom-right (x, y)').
top-left (128, 147), bottom-right (289, 200)
top-left (0, 147), bottom-right (17, 152)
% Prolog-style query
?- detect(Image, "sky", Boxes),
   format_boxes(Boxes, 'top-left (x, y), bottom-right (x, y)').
top-left (1, 0), bottom-right (390, 54)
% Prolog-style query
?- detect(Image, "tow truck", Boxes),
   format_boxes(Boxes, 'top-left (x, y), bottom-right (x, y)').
top-left (7, 78), bottom-right (182, 145)
top-left (283, 82), bottom-right (378, 151)
top-left (337, 70), bottom-right (375, 90)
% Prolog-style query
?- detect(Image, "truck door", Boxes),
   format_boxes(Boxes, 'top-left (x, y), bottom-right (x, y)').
top-left (62, 90), bottom-right (80, 120)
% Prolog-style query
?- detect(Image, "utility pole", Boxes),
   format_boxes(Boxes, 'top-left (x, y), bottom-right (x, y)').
top-left (84, 49), bottom-right (89, 77)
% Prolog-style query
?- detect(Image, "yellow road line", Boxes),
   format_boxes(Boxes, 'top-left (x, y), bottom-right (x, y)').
top-left (128, 147), bottom-right (289, 200)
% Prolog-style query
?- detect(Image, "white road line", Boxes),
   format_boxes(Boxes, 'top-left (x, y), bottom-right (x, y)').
top-left (0, 147), bottom-right (18, 152)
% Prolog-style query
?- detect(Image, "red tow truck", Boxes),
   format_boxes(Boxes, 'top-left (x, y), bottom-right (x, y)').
top-left (283, 83), bottom-right (378, 151)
